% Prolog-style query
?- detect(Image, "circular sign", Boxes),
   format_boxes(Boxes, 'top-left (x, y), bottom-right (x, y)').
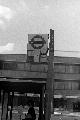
top-left (30, 35), bottom-right (46, 49)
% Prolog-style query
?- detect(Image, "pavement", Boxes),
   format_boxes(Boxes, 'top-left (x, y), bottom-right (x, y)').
top-left (0, 106), bottom-right (39, 120)
top-left (51, 114), bottom-right (80, 120)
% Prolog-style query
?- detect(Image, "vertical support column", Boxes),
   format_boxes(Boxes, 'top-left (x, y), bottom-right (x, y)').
top-left (39, 85), bottom-right (44, 120)
top-left (45, 29), bottom-right (54, 120)
top-left (42, 85), bottom-right (45, 120)
top-left (0, 89), bottom-right (1, 103)
top-left (0, 90), bottom-right (2, 120)
top-left (0, 89), bottom-right (1, 120)
top-left (1, 91), bottom-right (9, 120)
top-left (6, 92), bottom-right (10, 120)
top-left (10, 92), bottom-right (14, 120)
top-left (1, 90), bottom-right (4, 120)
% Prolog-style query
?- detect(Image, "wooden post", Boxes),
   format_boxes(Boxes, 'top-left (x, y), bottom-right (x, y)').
top-left (39, 85), bottom-right (44, 120)
top-left (1, 90), bottom-right (4, 120)
top-left (6, 92), bottom-right (10, 120)
top-left (1, 91), bottom-right (8, 120)
top-left (45, 29), bottom-right (54, 120)
top-left (10, 92), bottom-right (14, 120)
top-left (0, 89), bottom-right (1, 103)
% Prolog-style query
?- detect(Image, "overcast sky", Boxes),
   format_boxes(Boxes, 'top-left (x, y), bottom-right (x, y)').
top-left (0, 0), bottom-right (80, 57)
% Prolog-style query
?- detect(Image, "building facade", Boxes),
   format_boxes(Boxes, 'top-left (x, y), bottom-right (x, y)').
top-left (0, 54), bottom-right (80, 119)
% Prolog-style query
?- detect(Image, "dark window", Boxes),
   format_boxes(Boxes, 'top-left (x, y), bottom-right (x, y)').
top-left (74, 64), bottom-right (80, 73)
top-left (0, 60), bottom-right (3, 69)
top-left (73, 102), bottom-right (80, 112)
top-left (54, 63), bottom-right (65, 73)
top-left (64, 82), bottom-right (72, 90)
top-left (4, 62), bottom-right (17, 70)
top-left (54, 82), bottom-right (65, 90)
top-left (65, 64), bottom-right (73, 73)
top-left (65, 64), bottom-right (80, 74)
top-left (71, 82), bottom-right (79, 90)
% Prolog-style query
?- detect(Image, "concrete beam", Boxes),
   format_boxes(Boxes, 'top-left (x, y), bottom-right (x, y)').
top-left (0, 70), bottom-right (47, 79)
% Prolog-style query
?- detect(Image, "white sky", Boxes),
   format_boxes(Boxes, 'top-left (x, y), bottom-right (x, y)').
top-left (0, 0), bottom-right (80, 57)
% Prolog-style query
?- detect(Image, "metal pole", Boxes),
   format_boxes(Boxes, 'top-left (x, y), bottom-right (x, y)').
top-left (45, 29), bottom-right (54, 120)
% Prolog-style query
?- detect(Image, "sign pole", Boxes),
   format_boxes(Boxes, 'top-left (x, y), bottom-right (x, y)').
top-left (45, 29), bottom-right (54, 120)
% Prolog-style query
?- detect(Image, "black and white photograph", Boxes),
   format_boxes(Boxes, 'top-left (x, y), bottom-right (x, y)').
top-left (0, 0), bottom-right (80, 120)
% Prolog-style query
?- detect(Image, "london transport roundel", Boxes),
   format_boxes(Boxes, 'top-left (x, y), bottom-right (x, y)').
top-left (30, 35), bottom-right (46, 49)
